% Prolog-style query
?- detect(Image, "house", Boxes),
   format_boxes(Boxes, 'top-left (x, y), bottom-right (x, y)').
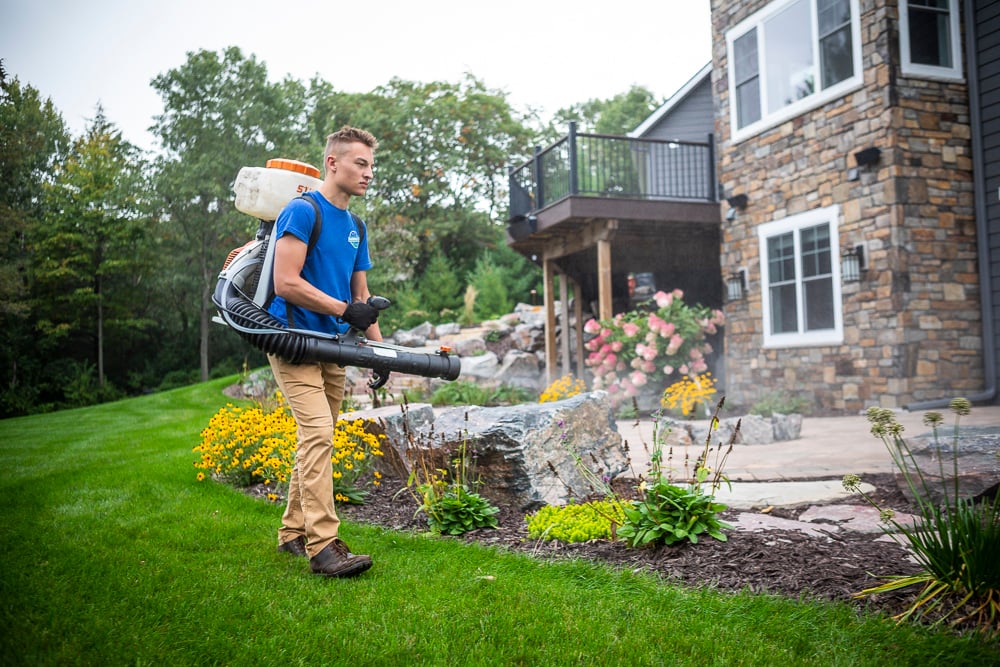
top-left (506, 0), bottom-right (998, 415)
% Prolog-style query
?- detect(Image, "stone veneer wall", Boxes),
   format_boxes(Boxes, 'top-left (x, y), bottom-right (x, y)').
top-left (712, 0), bottom-right (984, 414)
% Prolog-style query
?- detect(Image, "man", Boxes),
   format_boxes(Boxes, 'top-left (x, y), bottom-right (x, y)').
top-left (267, 126), bottom-right (382, 577)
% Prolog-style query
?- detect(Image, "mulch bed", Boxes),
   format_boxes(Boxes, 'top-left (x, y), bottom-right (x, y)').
top-left (335, 473), bottom-right (926, 619)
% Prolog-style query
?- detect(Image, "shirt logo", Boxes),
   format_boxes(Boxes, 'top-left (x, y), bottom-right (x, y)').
top-left (348, 229), bottom-right (361, 249)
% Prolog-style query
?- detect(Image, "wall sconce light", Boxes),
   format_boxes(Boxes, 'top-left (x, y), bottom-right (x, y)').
top-left (848, 146), bottom-right (881, 181)
top-left (725, 194), bottom-right (749, 221)
top-left (841, 245), bottom-right (866, 282)
top-left (726, 269), bottom-right (748, 301)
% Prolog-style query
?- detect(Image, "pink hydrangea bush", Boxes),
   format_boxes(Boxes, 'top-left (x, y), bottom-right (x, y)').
top-left (583, 289), bottom-right (724, 406)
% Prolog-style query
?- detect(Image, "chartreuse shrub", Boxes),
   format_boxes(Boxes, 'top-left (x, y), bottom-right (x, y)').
top-left (617, 398), bottom-right (736, 547)
top-left (193, 391), bottom-right (384, 504)
top-left (526, 500), bottom-right (626, 542)
top-left (844, 399), bottom-right (1000, 637)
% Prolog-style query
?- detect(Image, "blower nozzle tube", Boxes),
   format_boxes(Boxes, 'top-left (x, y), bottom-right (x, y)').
top-left (213, 282), bottom-right (461, 387)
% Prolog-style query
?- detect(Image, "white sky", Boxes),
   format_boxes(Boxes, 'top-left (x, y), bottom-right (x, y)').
top-left (2, 0), bottom-right (712, 153)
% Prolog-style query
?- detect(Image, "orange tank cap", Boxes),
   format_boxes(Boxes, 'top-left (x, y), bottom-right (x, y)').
top-left (265, 158), bottom-right (321, 179)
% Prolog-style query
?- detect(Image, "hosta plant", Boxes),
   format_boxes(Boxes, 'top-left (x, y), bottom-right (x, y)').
top-left (617, 398), bottom-right (736, 547)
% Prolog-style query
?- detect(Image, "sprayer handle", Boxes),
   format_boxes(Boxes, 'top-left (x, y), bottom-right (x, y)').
top-left (367, 296), bottom-right (391, 311)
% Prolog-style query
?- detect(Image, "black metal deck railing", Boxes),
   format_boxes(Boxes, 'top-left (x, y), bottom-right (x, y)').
top-left (508, 122), bottom-right (716, 223)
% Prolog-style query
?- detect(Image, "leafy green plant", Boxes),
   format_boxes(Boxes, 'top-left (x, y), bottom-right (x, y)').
top-left (429, 380), bottom-right (491, 406)
top-left (404, 420), bottom-right (499, 536)
top-left (749, 390), bottom-right (811, 417)
top-left (429, 380), bottom-right (533, 407)
top-left (526, 500), bottom-right (625, 542)
top-left (617, 398), bottom-right (736, 547)
top-left (844, 399), bottom-right (1000, 636)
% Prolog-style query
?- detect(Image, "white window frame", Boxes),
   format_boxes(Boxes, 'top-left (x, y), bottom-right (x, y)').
top-left (899, 0), bottom-right (964, 81)
top-left (758, 205), bottom-right (844, 348)
top-left (726, 0), bottom-right (863, 144)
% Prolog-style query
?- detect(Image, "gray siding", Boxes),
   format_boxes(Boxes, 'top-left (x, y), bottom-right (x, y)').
top-left (973, 0), bottom-right (1000, 401)
top-left (641, 79), bottom-right (714, 142)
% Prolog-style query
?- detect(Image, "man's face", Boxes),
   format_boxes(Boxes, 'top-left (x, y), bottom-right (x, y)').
top-left (329, 142), bottom-right (374, 197)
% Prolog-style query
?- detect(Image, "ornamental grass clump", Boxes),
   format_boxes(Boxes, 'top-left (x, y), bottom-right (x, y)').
top-left (616, 398), bottom-right (736, 547)
top-left (583, 289), bottom-right (724, 408)
top-left (844, 398), bottom-right (1000, 636)
top-left (194, 392), bottom-right (385, 504)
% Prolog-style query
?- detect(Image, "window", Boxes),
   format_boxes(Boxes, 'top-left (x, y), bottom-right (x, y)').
top-left (726, 0), bottom-right (862, 142)
top-left (758, 206), bottom-right (844, 347)
top-left (900, 0), bottom-right (963, 80)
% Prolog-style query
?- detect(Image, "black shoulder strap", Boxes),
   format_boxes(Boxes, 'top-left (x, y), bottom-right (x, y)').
top-left (300, 194), bottom-right (323, 254)
top-left (286, 195), bottom-right (324, 328)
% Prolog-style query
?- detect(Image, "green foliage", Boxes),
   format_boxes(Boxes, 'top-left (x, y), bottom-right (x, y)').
top-left (617, 399), bottom-right (736, 547)
top-left (846, 399), bottom-right (1000, 636)
top-left (749, 390), bottom-right (812, 417)
top-left (429, 380), bottom-right (533, 407)
top-left (550, 85), bottom-right (663, 135)
top-left (617, 481), bottom-right (732, 547)
top-left (469, 252), bottom-right (512, 321)
top-left (526, 500), bottom-right (625, 542)
top-left (407, 437), bottom-right (499, 536)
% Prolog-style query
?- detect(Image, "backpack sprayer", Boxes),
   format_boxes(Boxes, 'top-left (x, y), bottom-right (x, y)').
top-left (212, 158), bottom-right (461, 389)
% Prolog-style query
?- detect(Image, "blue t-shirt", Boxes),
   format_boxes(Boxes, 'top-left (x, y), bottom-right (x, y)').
top-left (267, 191), bottom-right (372, 335)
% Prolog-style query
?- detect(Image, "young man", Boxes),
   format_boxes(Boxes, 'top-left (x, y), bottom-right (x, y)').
top-left (267, 126), bottom-right (382, 577)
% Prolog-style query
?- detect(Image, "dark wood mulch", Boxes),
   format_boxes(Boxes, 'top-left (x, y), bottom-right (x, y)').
top-left (336, 473), bottom-right (928, 619)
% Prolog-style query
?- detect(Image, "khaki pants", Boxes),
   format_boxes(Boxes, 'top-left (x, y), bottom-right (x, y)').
top-left (267, 354), bottom-right (347, 558)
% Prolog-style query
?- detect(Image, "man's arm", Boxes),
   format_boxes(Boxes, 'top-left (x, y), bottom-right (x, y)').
top-left (272, 235), bottom-right (350, 317)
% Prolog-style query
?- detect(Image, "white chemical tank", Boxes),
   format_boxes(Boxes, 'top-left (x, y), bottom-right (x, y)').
top-left (233, 158), bottom-right (323, 221)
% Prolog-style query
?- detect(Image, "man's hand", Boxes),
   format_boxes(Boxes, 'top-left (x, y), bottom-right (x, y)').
top-left (342, 301), bottom-right (379, 331)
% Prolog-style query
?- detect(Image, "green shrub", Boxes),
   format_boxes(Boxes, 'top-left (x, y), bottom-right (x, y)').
top-left (430, 380), bottom-right (491, 406)
top-left (749, 390), bottom-right (811, 417)
top-left (526, 500), bottom-right (625, 542)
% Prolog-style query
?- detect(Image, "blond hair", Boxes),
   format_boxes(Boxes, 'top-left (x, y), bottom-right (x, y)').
top-left (324, 126), bottom-right (378, 161)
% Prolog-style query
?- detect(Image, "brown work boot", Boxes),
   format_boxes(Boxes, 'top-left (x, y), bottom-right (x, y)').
top-left (276, 535), bottom-right (307, 557)
top-left (309, 538), bottom-right (372, 578)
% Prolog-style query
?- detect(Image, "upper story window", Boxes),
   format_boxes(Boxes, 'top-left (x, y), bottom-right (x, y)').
top-left (758, 206), bottom-right (844, 348)
top-left (900, 0), bottom-right (963, 81)
top-left (727, 0), bottom-right (863, 143)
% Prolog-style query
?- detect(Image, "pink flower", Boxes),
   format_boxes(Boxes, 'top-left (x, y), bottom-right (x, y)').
top-left (679, 364), bottom-right (689, 375)
top-left (689, 348), bottom-right (703, 361)
top-left (662, 364), bottom-right (674, 375)
top-left (672, 288), bottom-right (684, 301)
top-left (653, 291), bottom-right (672, 308)
top-left (641, 345), bottom-right (658, 362)
top-left (611, 341), bottom-right (623, 352)
top-left (599, 344), bottom-right (611, 356)
top-left (642, 360), bottom-right (656, 374)
top-left (666, 334), bottom-right (683, 356)
top-left (622, 322), bottom-right (640, 337)
top-left (691, 360), bottom-right (708, 374)
top-left (584, 319), bottom-right (601, 334)
top-left (630, 370), bottom-right (648, 387)
top-left (600, 328), bottom-right (613, 339)
top-left (658, 321), bottom-right (676, 338)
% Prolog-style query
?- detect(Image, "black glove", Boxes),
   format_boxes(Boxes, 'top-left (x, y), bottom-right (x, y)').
top-left (342, 301), bottom-right (379, 331)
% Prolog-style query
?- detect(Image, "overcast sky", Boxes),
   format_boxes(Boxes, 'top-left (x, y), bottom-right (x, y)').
top-left (3, 0), bottom-right (712, 153)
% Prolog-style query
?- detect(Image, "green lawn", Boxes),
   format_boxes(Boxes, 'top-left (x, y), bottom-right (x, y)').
top-left (0, 378), bottom-right (996, 666)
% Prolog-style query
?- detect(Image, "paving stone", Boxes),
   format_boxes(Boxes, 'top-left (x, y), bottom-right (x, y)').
top-left (798, 504), bottom-right (918, 534)
top-left (731, 512), bottom-right (840, 539)
top-left (715, 480), bottom-right (875, 510)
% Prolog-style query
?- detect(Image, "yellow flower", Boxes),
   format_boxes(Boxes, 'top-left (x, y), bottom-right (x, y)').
top-left (196, 472), bottom-right (206, 482)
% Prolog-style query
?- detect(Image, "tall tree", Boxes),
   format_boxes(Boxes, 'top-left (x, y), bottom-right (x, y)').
top-left (33, 107), bottom-right (149, 389)
top-left (150, 47), bottom-right (311, 381)
top-left (311, 76), bottom-right (535, 295)
top-left (0, 62), bottom-right (70, 415)
top-left (550, 85), bottom-right (662, 135)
